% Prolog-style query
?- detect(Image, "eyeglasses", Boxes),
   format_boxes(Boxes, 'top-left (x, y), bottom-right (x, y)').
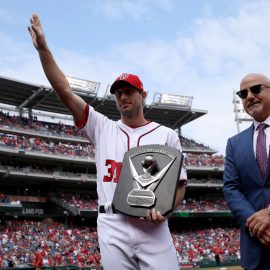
top-left (236, 84), bottom-right (270, 99)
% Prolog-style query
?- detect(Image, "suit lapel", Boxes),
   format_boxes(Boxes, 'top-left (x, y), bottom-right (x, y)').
top-left (265, 144), bottom-right (270, 181)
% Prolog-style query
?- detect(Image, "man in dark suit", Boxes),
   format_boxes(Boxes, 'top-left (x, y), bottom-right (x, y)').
top-left (223, 73), bottom-right (270, 270)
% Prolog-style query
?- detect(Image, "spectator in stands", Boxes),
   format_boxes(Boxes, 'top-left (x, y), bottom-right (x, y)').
top-left (223, 73), bottom-right (270, 270)
top-left (28, 13), bottom-right (187, 270)
top-left (33, 248), bottom-right (43, 270)
top-left (215, 254), bottom-right (220, 266)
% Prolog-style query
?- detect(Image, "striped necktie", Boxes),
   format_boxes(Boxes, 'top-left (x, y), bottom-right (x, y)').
top-left (256, 123), bottom-right (269, 178)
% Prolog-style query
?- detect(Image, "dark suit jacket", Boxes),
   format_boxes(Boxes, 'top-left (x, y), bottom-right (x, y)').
top-left (223, 123), bottom-right (270, 269)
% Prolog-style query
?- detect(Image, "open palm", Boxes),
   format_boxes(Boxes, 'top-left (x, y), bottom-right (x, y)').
top-left (28, 14), bottom-right (47, 51)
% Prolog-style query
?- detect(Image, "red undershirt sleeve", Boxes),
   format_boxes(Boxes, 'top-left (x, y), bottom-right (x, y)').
top-left (74, 104), bottom-right (89, 129)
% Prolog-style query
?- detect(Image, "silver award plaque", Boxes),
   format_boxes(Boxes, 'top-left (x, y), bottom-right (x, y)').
top-left (112, 144), bottom-right (183, 217)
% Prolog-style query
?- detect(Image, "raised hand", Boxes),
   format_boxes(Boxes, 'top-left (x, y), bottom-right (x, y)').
top-left (28, 14), bottom-right (47, 51)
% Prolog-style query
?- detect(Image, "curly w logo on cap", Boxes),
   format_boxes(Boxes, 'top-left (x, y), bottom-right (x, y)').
top-left (110, 73), bottom-right (145, 94)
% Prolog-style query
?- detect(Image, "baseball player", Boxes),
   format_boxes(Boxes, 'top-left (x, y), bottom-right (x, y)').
top-left (28, 14), bottom-right (187, 270)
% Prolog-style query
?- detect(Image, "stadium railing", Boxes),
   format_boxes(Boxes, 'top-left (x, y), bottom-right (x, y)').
top-left (199, 258), bottom-right (241, 268)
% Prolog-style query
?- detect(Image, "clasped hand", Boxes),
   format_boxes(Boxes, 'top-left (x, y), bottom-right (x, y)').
top-left (246, 208), bottom-right (270, 246)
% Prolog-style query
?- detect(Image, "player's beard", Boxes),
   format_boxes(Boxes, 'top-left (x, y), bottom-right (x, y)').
top-left (119, 102), bottom-right (142, 118)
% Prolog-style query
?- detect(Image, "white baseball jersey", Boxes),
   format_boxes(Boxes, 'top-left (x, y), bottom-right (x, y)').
top-left (83, 106), bottom-right (187, 206)
top-left (82, 106), bottom-right (186, 270)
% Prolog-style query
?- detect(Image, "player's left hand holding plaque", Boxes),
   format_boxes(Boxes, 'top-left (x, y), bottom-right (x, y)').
top-left (112, 144), bottom-right (183, 217)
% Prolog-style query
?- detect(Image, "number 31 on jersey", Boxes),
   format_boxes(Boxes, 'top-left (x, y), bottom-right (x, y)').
top-left (103, 159), bottom-right (122, 183)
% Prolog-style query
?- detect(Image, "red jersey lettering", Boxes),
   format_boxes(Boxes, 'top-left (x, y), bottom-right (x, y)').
top-left (103, 160), bottom-right (122, 183)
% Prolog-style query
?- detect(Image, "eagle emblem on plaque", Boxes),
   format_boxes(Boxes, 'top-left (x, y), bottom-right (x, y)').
top-left (112, 144), bottom-right (183, 217)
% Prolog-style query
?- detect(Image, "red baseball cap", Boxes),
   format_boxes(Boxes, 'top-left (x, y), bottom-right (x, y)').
top-left (110, 73), bottom-right (145, 94)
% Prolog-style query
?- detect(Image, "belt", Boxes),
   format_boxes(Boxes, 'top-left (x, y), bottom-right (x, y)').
top-left (98, 205), bottom-right (117, 214)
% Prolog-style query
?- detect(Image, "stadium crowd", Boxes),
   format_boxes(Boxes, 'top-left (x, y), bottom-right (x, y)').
top-left (1, 192), bottom-right (229, 212)
top-left (1, 111), bottom-right (218, 160)
top-left (53, 193), bottom-right (98, 211)
top-left (184, 153), bottom-right (224, 168)
top-left (0, 219), bottom-right (239, 268)
top-left (0, 220), bottom-right (100, 269)
top-left (0, 193), bottom-right (21, 207)
top-left (0, 132), bottom-right (224, 168)
top-left (180, 136), bottom-right (212, 151)
top-left (179, 197), bottom-right (229, 212)
top-left (0, 159), bottom-right (95, 181)
top-left (0, 133), bottom-right (92, 158)
top-left (173, 227), bottom-right (240, 264)
top-left (53, 195), bottom-right (229, 212)
top-left (53, 194), bottom-right (230, 212)
top-left (0, 111), bottom-right (85, 138)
